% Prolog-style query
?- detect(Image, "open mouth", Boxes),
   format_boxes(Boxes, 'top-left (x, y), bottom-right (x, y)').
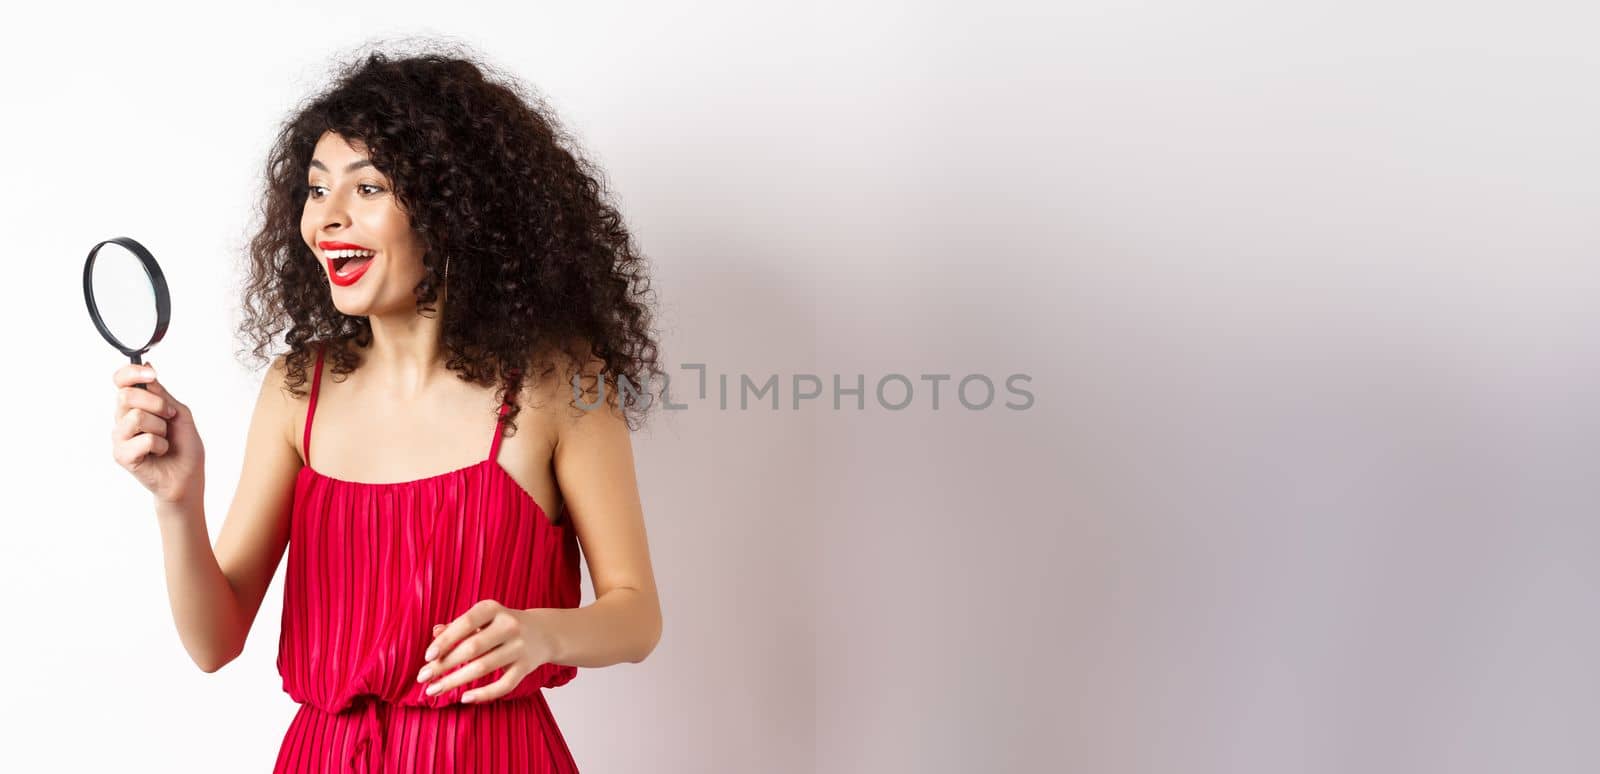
top-left (332, 254), bottom-right (373, 276)
top-left (325, 249), bottom-right (377, 284)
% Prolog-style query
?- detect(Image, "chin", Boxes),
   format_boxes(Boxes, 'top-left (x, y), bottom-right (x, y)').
top-left (328, 283), bottom-right (376, 316)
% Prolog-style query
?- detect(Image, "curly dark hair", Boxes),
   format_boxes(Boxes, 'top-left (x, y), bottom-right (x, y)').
top-left (235, 40), bottom-right (664, 433)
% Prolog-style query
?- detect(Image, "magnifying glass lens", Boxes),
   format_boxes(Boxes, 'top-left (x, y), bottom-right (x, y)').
top-left (90, 242), bottom-right (158, 349)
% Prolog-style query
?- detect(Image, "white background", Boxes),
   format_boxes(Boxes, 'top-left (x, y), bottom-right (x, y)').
top-left (2, 1), bottom-right (1598, 772)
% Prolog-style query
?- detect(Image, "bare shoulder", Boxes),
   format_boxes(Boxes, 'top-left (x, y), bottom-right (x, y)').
top-left (261, 352), bottom-right (294, 446)
top-left (259, 351), bottom-right (311, 461)
top-left (524, 346), bottom-right (620, 438)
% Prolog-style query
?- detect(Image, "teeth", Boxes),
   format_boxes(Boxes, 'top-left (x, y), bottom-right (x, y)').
top-left (327, 249), bottom-right (376, 259)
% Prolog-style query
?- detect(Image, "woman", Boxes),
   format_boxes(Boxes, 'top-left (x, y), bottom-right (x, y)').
top-left (108, 46), bottom-right (664, 772)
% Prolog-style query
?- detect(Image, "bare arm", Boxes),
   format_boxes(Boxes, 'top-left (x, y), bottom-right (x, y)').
top-left (538, 372), bottom-right (663, 667)
top-left (152, 356), bottom-right (300, 672)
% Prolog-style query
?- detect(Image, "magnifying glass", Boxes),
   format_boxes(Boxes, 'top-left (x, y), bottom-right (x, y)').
top-left (83, 236), bottom-right (171, 390)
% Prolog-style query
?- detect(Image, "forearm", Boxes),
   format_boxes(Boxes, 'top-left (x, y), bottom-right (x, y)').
top-left (154, 497), bottom-right (247, 672)
top-left (535, 587), bottom-right (661, 668)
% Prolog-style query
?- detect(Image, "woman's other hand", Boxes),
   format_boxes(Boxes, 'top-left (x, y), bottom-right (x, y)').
top-left (416, 601), bottom-right (561, 703)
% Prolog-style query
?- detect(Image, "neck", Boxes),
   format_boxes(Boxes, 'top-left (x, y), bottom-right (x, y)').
top-left (359, 290), bottom-right (448, 398)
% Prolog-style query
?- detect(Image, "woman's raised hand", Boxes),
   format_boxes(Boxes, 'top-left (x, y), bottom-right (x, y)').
top-left (111, 362), bottom-right (205, 508)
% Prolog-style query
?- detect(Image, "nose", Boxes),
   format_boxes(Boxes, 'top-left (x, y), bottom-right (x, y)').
top-left (315, 186), bottom-right (353, 233)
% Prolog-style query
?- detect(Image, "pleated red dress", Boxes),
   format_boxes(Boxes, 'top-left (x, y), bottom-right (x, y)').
top-left (274, 344), bottom-right (582, 773)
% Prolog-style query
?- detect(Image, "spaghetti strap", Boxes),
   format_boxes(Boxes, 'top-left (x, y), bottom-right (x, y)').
top-left (303, 343), bottom-right (325, 466)
top-left (487, 367), bottom-right (523, 464)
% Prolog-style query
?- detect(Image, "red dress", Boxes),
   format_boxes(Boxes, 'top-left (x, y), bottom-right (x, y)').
top-left (274, 344), bottom-right (582, 773)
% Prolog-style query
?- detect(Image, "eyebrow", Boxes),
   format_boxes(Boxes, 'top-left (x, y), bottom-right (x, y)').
top-left (308, 158), bottom-right (374, 173)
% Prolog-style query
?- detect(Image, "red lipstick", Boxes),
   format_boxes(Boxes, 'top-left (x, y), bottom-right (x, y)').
top-left (319, 241), bottom-right (377, 287)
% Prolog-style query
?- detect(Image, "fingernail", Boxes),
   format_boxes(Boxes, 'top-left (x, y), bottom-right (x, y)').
top-left (168, 406), bottom-right (178, 418)
top-left (142, 369), bottom-right (155, 379)
top-left (460, 692), bottom-right (476, 703)
top-left (425, 645), bottom-right (437, 661)
top-left (417, 666), bottom-right (432, 683)
top-left (425, 682), bottom-right (441, 696)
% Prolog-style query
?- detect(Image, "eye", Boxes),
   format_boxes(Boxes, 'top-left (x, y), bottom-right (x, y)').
top-left (305, 183), bottom-right (384, 199)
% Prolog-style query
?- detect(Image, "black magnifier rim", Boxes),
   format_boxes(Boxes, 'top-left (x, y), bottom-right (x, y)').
top-left (83, 236), bottom-right (171, 363)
